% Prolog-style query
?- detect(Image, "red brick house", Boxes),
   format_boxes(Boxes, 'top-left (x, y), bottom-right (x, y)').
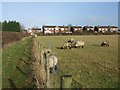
top-left (28, 28), bottom-right (41, 35)
top-left (42, 25), bottom-right (118, 34)
top-left (108, 26), bottom-right (118, 32)
top-left (83, 26), bottom-right (94, 31)
top-left (42, 25), bottom-right (82, 34)
top-left (94, 26), bottom-right (118, 33)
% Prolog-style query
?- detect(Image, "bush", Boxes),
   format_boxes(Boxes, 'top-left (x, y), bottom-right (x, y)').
top-left (2, 32), bottom-right (30, 48)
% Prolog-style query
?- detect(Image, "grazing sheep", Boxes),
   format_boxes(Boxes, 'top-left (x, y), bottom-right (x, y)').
top-left (43, 48), bottom-right (51, 63)
top-left (43, 48), bottom-right (58, 73)
top-left (61, 42), bottom-right (72, 49)
top-left (68, 38), bottom-right (74, 43)
top-left (48, 55), bottom-right (58, 73)
top-left (44, 48), bottom-right (51, 54)
top-left (101, 41), bottom-right (109, 46)
top-left (74, 41), bottom-right (85, 48)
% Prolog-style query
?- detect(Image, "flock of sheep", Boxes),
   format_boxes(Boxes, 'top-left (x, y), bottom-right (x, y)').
top-left (43, 38), bottom-right (109, 73)
top-left (60, 38), bottom-right (109, 49)
top-left (61, 38), bottom-right (85, 49)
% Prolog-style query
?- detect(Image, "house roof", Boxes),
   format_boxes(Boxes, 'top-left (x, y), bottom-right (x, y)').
top-left (43, 25), bottom-right (82, 28)
top-left (72, 26), bottom-right (82, 28)
top-left (84, 26), bottom-right (93, 28)
top-left (109, 26), bottom-right (118, 28)
top-left (94, 26), bottom-right (118, 28)
top-left (43, 25), bottom-right (118, 28)
top-left (31, 28), bottom-right (41, 30)
top-left (59, 26), bottom-right (68, 28)
top-left (43, 26), bottom-right (56, 28)
top-left (23, 30), bottom-right (27, 31)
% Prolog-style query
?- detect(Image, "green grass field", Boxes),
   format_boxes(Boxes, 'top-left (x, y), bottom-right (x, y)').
top-left (37, 35), bottom-right (118, 88)
top-left (2, 37), bottom-right (34, 88)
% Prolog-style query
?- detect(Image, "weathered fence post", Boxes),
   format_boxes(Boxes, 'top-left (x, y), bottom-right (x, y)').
top-left (40, 44), bottom-right (44, 64)
top-left (33, 38), bottom-right (46, 88)
top-left (60, 74), bottom-right (72, 89)
top-left (45, 53), bottom-right (50, 88)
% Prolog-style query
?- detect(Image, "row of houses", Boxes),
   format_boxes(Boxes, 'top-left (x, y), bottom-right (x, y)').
top-left (42, 25), bottom-right (83, 34)
top-left (27, 25), bottom-right (118, 34)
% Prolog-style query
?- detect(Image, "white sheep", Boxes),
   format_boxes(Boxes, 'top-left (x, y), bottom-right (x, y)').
top-left (68, 38), bottom-right (74, 43)
top-left (61, 42), bottom-right (72, 49)
top-left (74, 41), bottom-right (85, 48)
top-left (101, 41), bottom-right (109, 46)
top-left (48, 55), bottom-right (58, 73)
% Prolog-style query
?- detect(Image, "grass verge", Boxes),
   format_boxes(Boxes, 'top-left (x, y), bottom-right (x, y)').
top-left (2, 36), bottom-right (35, 88)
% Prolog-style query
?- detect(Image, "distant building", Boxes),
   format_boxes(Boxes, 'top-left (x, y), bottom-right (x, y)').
top-left (95, 26), bottom-right (118, 33)
top-left (28, 28), bottom-right (41, 35)
top-left (72, 26), bottom-right (83, 32)
top-left (108, 26), bottom-right (118, 32)
top-left (42, 25), bottom-right (82, 34)
top-left (97, 26), bottom-right (109, 33)
top-left (42, 25), bottom-right (56, 34)
top-left (42, 25), bottom-right (118, 34)
top-left (22, 30), bottom-right (28, 33)
top-left (59, 26), bottom-right (69, 33)
top-left (83, 26), bottom-right (94, 31)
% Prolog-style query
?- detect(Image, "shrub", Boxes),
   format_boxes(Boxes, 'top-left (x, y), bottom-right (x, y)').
top-left (2, 32), bottom-right (30, 48)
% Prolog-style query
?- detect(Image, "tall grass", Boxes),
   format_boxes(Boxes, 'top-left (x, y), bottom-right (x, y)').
top-left (32, 37), bottom-right (46, 88)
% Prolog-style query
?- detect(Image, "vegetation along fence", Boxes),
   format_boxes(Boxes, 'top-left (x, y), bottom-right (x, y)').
top-left (32, 36), bottom-right (82, 89)
top-left (2, 32), bottom-right (30, 48)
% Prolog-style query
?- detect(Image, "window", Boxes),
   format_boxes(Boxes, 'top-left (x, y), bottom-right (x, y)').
top-left (61, 28), bottom-right (64, 31)
top-left (113, 28), bottom-right (115, 30)
top-left (55, 27), bottom-right (59, 30)
top-left (44, 28), bottom-right (47, 30)
top-left (65, 28), bottom-right (67, 30)
top-left (87, 28), bottom-right (89, 31)
top-left (75, 28), bottom-right (78, 31)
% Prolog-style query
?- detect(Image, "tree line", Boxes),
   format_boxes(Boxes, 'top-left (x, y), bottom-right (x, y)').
top-left (1, 21), bottom-right (23, 32)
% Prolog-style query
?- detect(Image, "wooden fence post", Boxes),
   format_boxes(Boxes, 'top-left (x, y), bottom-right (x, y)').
top-left (45, 54), bottom-right (50, 88)
top-left (39, 42), bottom-right (43, 64)
top-left (60, 74), bottom-right (72, 89)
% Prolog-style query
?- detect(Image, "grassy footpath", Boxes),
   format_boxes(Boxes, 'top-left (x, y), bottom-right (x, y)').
top-left (2, 37), bottom-right (35, 88)
top-left (37, 35), bottom-right (118, 88)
